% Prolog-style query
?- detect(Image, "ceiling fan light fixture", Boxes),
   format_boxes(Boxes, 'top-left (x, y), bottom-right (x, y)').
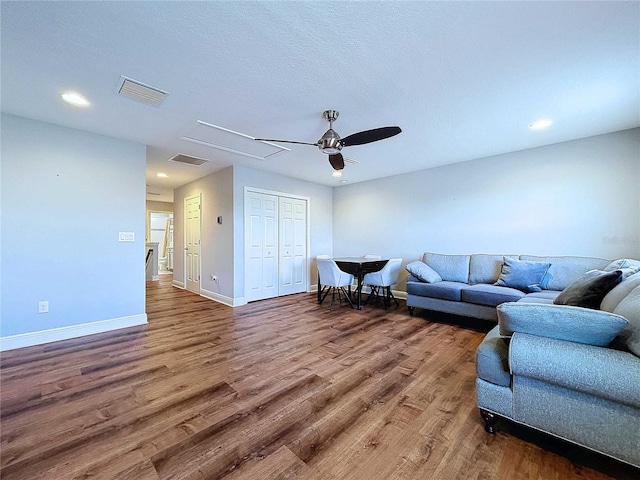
top-left (321, 146), bottom-right (341, 154)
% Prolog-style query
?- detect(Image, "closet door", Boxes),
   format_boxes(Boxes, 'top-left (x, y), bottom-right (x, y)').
top-left (279, 197), bottom-right (307, 295)
top-left (245, 191), bottom-right (278, 302)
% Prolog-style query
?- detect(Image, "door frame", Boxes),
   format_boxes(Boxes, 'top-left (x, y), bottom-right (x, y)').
top-left (244, 186), bottom-right (311, 299)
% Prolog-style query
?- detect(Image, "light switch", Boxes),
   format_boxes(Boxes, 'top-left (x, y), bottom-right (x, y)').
top-left (119, 232), bottom-right (135, 242)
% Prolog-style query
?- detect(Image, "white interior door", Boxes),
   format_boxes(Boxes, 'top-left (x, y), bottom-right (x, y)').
top-left (185, 194), bottom-right (201, 294)
top-left (245, 191), bottom-right (278, 302)
top-left (279, 197), bottom-right (307, 295)
top-left (262, 195), bottom-right (279, 299)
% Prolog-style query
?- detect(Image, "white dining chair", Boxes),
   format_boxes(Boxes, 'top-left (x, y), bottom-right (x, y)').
top-left (316, 255), bottom-right (331, 298)
top-left (363, 258), bottom-right (403, 309)
top-left (317, 258), bottom-right (355, 309)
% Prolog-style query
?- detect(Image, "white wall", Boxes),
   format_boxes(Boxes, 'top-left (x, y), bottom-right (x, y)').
top-left (1, 114), bottom-right (147, 346)
top-left (173, 166), bottom-right (235, 302)
top-left (333, 128), bottom-right (640, 286)
top-left (232, 165), bottom-right (334, 300)
top-left (173, 165), bottom-right (333, 305)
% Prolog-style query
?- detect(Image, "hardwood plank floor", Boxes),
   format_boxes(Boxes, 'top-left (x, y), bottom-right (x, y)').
top-left (1, 275), bottom-right (638, 479)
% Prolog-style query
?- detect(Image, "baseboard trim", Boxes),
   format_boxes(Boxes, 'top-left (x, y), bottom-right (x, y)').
top-left (172, 279), bottom-right (185, 289)
top-left (0, 314), bottom-right (148, 352)
top-left (394, 289), bottom-right (407, 300)
top-left (200, 288), bottom-right (246, 307)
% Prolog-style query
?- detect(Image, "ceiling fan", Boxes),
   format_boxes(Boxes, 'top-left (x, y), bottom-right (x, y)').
top-left (254, 110), bottom-right (401, 170)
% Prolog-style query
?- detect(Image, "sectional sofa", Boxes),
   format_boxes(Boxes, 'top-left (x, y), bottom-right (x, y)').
top-left (405, 252), bottom-right (613, 320)
top-left (405, 252), bottom-right (640, 467)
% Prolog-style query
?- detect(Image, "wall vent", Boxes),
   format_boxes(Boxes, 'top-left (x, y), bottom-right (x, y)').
top-left (116, 76), bottom-right (169, 107)
top-left (168, 154), bottom-right (210, 166)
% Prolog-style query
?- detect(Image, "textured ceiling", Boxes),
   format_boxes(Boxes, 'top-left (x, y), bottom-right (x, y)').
top-left (2, 1), bottom-right (638, 202)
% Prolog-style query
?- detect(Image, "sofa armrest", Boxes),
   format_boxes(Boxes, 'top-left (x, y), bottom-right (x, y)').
top-left (497, 302), bottom-right (628, 346)
top-left (510, 332), bottom-right (640, 408)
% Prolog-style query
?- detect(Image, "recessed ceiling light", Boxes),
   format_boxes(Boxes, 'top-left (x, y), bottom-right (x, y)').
top-left (156, 172), bottom-right (168, 178)
top-left (61, 91), bottom-right (90, 107)
top-left (529, 119), bottom-right (553, 130)
top-left (332, 171), bottom-right (342, 178)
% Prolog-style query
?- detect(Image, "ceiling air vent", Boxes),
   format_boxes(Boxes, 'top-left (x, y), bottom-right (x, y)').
top-left (116, 76), bottom-right (169, 107)
top-left (169, 154), bottom-right (210, 166)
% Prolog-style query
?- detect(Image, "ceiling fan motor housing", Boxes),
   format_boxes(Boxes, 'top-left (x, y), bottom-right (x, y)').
top-left (319, 128), bottom-right (343, 154)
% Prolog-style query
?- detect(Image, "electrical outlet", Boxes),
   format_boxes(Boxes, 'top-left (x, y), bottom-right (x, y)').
top-left (211, 275), bottom-right (219, 282)
top-left (38, 301), bottom-right (49, 314)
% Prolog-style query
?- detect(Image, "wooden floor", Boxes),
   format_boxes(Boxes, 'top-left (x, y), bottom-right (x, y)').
top-left (1, 276), bottom-right (638, 480)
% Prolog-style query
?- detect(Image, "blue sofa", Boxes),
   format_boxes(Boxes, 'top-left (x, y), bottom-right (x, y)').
top-left (406, 252), bottom-right (640, 467)
top-left (406, 252), bottom-right (613, 320)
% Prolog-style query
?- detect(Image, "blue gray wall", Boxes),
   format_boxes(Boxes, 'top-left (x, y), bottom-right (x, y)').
top-left (333, 128), bottom-right (640, 287)
top-left (1, 114), bottom-right (147, 344)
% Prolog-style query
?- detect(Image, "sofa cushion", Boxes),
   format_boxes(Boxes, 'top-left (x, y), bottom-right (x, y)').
top-left (613, 284), bottom-right (640, 357)
top-left (406, 280), bottom-right (467, 301)
top-left (520, 255), bottom-right (609, 291)
top-left (422, 253), bottom-right (470, 283)
top-left (461, 284), bottom-right (525, 307)
top-left (518, 290), bottom-right (561, 304)
top-left (475, 325), bottom-right (511, 387)
top-left (469, 254), bottom-right (512, 284)
top-left (498, 302), bottom-right (628, 346)
top-left (494, 257), bottom-right (551, 293)
top-left (554, 269), bottom-right (623, 309)
top-left (601, 271), bottom-right (640, 313)
top-left (405, 261), bottom-right (442, 283)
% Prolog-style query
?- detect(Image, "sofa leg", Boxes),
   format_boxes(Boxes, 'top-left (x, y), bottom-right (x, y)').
top-left (408, 306), bottom-right (414, 316)
top-left (480, 409), bottom-right (497, 434)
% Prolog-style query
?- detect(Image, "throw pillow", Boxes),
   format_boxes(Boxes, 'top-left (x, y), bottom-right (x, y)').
top-left (604, 259), bottom-right (640, 280)
top-left (553, 269), bottom-right (623, 309)
top-left (406, 261), bottom-right (442, 283)
top-left (604, 258), bottom-right (640, 272)
top-left (494, 257), bottom-right (551, 293)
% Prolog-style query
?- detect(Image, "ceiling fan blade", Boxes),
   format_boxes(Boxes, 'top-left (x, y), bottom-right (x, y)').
top-left (340, 126), bottom-right (402, 147)
top-left (328, 153), bottom-right (345, 170)
top-left (254, 138), bottom-right (317, 146)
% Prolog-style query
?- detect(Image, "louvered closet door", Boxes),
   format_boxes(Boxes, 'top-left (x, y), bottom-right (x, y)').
top-left (279, 197), bottom-right (307, 296)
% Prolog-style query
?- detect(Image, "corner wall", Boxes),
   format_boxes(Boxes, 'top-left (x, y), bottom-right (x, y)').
top-left (173, 167), bottom-right (235, 304)
top-left (333, 128), bottom-right (640, 286)
top-left (1, 114), bottom-right (147, 349)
